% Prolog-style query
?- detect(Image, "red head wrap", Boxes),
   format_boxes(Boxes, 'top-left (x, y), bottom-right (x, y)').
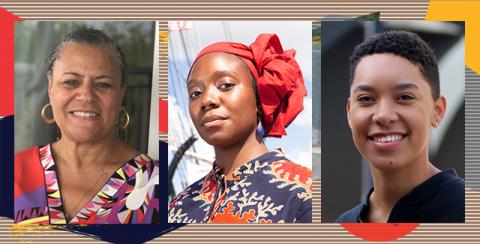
top-left (191, 33), bottom-right (307, 137)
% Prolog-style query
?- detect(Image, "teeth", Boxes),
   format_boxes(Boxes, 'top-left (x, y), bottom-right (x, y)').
top-left (72, 111), bottom-right (98, 118)
top-left (374, 134), bottom-right (403, 143)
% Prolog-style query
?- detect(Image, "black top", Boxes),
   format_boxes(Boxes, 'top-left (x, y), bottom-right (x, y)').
top-left (336, 169), bottom-right (465, 223)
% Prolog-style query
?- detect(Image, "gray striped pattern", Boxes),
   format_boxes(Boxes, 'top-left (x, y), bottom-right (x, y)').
top-left (466, 68), bottom-right (479, 191)
top-left (0, 1), bottom-right (429, 20)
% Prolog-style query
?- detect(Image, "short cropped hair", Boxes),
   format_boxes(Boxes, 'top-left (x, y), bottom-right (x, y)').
top-left (47, 28), bottom-right (127, 86)
top-left (350, 30), bottom-right (440, 100)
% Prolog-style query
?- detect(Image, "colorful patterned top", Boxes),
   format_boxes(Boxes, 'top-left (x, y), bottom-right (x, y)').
top-left (168, 151), bottom-right (312, 223)
top-left (14, 144), bottom-right (159, 224)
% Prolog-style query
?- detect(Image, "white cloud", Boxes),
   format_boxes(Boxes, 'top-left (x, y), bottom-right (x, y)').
top-left (287, 146), bottom-right (312, 169)
top-left (291, 97), bottom-right (312, 128)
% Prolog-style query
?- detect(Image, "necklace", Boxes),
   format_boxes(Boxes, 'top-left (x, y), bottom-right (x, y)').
top-left (65, 162), bottom-right (110, 221)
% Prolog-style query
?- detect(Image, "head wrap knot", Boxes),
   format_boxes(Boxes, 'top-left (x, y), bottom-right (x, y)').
top-left (192, 33), bottom-right (307, 137)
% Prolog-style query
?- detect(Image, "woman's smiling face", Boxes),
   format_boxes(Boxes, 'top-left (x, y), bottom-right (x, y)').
top-left (347, 53), bottom-right (446, 172)
top-left (187, 52), bottom-right (259, 148)
top-left (48, 43), bottom-right (125, 144)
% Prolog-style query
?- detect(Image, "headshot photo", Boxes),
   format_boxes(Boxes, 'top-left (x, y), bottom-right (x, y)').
top-left (321, 21), bottom-right (465, 223)
top-left (168, 21), bottom-right (313, 223)
top-left (14, 22), bottom-right (159, 224)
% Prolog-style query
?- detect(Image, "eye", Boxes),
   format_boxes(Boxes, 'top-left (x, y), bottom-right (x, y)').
top-left (96, 82), bottom-right (113, 89)
top-left (63, 79), bottom-right (80, 88)
top-left (398, 94), bottom-right (415, 101)
top-left (189, 90), bottom-right (202, 100)
top-left (218, 82), bottom-right (235, 91)
top-left (356, 95), bottom-right (375, 103)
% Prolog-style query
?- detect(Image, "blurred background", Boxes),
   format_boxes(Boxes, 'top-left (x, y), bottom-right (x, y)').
top-left (168, 21), bottom-right (312, 200)
top-left (320, 21), bottom-right (465, 222)
top-left (14, 21), bottom-right (158, 159)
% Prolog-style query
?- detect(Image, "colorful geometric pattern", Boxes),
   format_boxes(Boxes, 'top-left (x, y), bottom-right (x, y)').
top-left (14, 144), bottom-right (159, 224)
top-left (169, 151), bottom-right (312, 223)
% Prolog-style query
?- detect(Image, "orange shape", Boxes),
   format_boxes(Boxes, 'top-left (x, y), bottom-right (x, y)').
top-left (426, 0), bottom-right (480, 74)
top-left (341, 223), bottom-right (419, 241)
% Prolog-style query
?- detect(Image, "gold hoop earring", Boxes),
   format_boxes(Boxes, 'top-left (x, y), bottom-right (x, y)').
top-left (41, 103), bottom-right (55, 124)
top-left (118, 107), bottom-right (130, 130)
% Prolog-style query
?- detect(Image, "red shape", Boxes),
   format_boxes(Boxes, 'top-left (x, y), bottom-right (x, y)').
top-left (14, 146), bottom-right (44, 199)
top-left (341, 223), bottom-right (419, 242)
top-left (159, 98), bottom-right (168, 133)
top-left (0, 7), bottom-right (22, 117)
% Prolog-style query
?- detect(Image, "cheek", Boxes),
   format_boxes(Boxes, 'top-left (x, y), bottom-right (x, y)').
top-left (49, 93), bottom-right (67, 112)
top-left (407, 104), bottom-right (432, 130)
top-left (102, 92), bottom-right (123, 109)
top-left (350, 110), bottom-right (368, 133)
top-left (232, 91), bottom-right (257, 124)
top-left (188, 102), bottom-right (201, 126)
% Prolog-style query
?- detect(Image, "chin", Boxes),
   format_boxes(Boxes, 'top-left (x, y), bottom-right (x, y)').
top-left (201, 134), bottom-right (236, 148)
top-left (367, 155), bottom-right (410, 172)
top-left (64, 131), bottom-right (105, 144)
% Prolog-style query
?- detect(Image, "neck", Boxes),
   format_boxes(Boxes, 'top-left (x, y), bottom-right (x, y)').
top-left (214, 132), bottom-right (268, 178)
top-left (52, 135), bottom-right (129, 170)
top-left (368, 155), bottom-right (440, 222)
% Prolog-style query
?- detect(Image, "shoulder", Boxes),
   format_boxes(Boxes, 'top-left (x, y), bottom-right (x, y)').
top-left (132, 153), bottom-right (159, 170)
top-left (260, 151), bottom-right (312, 178)
top-left (265, 153), bottom-right (312, 190)
top-left (435, 171), bottom-right (465, 209)
top-left (335, 203), bottom-right (363, 223)
top-left (409, 169), bottom-right (465, 222)
top-left (259, 153), bottom-right (313, 222)
top-left (271, 159), bottom-right (312, 177)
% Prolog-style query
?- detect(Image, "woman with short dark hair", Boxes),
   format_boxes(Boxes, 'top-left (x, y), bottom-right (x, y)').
top-left (337, 30), bottom-right (464, 223)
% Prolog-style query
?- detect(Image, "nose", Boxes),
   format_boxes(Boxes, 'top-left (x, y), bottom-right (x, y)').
top-left (372, 99), bottom-right (398, 126)
top-left (200, 87), bottom-right (220, 111)
top-left (76, 82), bottom-right (97, 103)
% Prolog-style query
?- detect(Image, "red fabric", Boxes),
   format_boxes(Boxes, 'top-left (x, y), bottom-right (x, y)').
top-left (14, 146), bottom-right (44, 199)
top-left (193, 34), bottom-right (307, 137)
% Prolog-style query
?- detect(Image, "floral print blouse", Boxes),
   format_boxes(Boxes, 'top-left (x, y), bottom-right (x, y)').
top-left (14, 144), bottom-right (159, 224)
top-left (169, 151), bottom-right (312, 223)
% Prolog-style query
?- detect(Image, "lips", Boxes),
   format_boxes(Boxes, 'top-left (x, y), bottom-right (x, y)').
top-left (69, 110), bottom-right (100, 119)
top-left (371, 134), bottom-right (405, 143)
top-left (201, 114), bottom-right (228, 127)
top-left (368, 132), bottom-right (408, 150)
top-left (368, 132), bottom-right (406, 141)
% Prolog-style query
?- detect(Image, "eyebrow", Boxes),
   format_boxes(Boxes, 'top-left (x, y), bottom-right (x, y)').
top-left (187, 70), bottom-right (239, 86)
top-left (393, 83), bottom-right (419, 90)
top-left (62, 72), bottom-right (113, 80)
top-left (63, 72), bottom-right (82, 77)
top-left (352, 82), bottom-right (419, 94)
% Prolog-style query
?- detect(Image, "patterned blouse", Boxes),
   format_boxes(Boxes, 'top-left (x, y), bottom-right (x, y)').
top-left (168, 151), bottom-right (312, 223)
top-left (14, 144), bottom-right (159, 224)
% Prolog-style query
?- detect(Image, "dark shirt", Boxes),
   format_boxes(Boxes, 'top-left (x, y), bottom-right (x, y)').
top-left (336, 169), bottom-right (465, 223)
top-left (168, 151), bottom-right (312, 223)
